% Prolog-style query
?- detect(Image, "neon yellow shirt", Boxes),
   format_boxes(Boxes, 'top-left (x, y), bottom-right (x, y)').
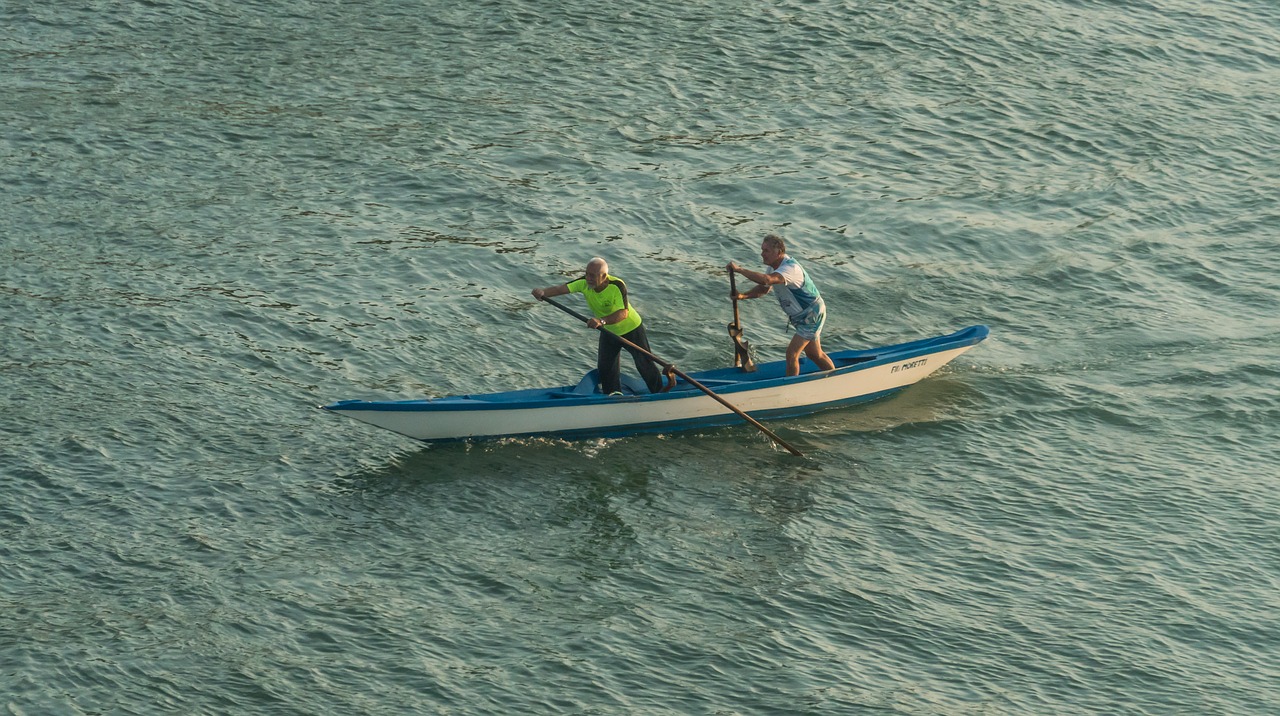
top-left (566, 275), bottom-right (643, 335)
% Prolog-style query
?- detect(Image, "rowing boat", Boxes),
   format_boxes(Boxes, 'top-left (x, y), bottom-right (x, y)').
top-left (320, 325), bottom-right (988, 443)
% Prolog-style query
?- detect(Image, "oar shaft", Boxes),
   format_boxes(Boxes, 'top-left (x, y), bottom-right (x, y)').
top-left (726, 268), bottom-right (755, 372)
top-left (540, 296), bottom-right (804, 457)
top-left (729, 268), bottom-right (743, 329)
top-left (541, 297), bottom-right (677, 374)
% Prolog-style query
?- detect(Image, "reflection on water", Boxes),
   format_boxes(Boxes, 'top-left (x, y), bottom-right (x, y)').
top-left (326, 431), bottom-right (828, 595)
top-left (791, 374), bottom-right (980, 443)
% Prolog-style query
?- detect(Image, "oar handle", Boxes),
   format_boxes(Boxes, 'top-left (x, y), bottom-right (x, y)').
top-left (728, 267), bottom-right (742, 329)
top-left (540, 296), bottom-right (803, 457)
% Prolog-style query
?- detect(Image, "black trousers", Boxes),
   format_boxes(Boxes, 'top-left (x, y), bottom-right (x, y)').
top-left (598, 324), bottom-right (663, 394)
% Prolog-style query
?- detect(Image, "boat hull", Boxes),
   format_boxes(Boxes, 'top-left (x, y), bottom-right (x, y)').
top-left (321, 325), bottom-right (988, 443)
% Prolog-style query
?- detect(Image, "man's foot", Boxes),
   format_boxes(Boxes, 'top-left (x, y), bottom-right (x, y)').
top-left (609, 391), bottom-right (624, 397)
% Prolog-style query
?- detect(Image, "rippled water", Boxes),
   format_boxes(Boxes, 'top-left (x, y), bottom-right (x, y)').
top-left (3, 0), bottom-right (1279, 713)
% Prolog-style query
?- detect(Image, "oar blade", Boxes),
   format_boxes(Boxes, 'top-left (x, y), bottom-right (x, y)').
top-left (729, 325), bottom-right (757, 372)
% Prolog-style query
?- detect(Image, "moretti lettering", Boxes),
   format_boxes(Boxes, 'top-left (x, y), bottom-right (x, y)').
top-left (891, 358), bottom-right (928, 373)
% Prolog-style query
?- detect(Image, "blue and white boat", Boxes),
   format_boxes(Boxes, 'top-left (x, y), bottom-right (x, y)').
top-left (321, 325), bottom-right (989, 443)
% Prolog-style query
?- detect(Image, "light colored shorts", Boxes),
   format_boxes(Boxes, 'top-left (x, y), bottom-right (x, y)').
top-left (789, 302), bottom-right (826, 341)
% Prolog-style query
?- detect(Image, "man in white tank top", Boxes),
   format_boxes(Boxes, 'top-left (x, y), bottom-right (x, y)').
top-left (728, 234), bottom-right (835, 376)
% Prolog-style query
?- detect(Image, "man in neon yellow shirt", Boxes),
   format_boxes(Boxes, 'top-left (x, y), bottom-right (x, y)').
top-left (532, 257), bottom-right (664, 395)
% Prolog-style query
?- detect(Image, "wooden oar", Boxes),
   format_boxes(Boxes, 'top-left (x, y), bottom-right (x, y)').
top-left (727, 268), bottom-right (756, 372)
top-left (540, 296), bottom-right (804, 457)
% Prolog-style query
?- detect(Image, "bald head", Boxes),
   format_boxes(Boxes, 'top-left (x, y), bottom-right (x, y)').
top-left (586, 257), bottom-right (609, 290)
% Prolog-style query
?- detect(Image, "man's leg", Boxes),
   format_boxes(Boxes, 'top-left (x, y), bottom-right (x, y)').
top-left (804, 335), bottom-right (835, 371)
top-left (622, 325), bottom-right (663, 393)
top-left (597, 330), bottom-right (623, 394)
top-left (785, 334), bottom-right (809, 376)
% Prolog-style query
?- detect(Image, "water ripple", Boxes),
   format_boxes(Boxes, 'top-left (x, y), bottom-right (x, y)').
top-left (4, 0), bottom-right (1280, 712)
